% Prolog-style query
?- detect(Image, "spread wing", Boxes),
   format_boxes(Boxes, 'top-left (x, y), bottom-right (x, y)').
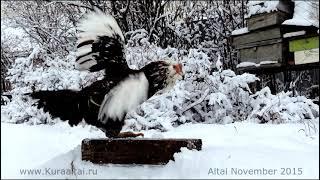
top-left (76, 11), bottom-right (129, 76)
top-left (98, 72), bottom-right (149, 123)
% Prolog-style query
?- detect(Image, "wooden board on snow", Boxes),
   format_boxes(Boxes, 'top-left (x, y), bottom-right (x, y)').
top-left (81, 138), bottom-right (202, 165)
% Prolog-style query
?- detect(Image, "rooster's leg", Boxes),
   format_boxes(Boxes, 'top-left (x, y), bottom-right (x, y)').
top-left (117, 131), bottom-right (144, 138)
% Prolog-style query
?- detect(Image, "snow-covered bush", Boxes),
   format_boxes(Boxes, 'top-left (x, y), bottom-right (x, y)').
top-left (1, 46), bottom-right (104, 124)
top-left (7, 47), bottom-right (103, 94)
top-left (124, 81), bottom-right (187, 132)
top-left (125, 28), bottom-right (184, 69)
top-left (205, 70), bottom-right (259, 123)
top-left (1, 94), bottom-right (54, 125)
top-left (249, 87), bottom-right (319, 124)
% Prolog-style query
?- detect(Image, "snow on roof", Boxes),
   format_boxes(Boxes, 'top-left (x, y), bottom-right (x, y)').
top-left (282, 1), bottom-right (319, 27)
top-left (283, 30), bottom-right (306, 38)
top-left (237, 61), bottom-right (278, 68)
top-left (247, 0), bottom-right (318, 27)
top-left (231, 27), bottom-right (249, 36)
top-left (234, 1), bottom-right (318, 36)
top-left (246, 0), bottom-right (279, 18)
top-left (237, 62), bottom-right (259, 68)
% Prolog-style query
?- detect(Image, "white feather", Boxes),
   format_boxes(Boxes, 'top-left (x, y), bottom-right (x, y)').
top-left (76, 44), bottom-right (92, 57)
top-left (76, 52), bottom-right (98, 63)
top-left (76, 11), bottom-right (124, 71)
top-left (76, 59), bottom-right (97, 71)
top-left (98, 72), bottom-right (149, 123)
top-left (77, 11), bottom-right (124, 43)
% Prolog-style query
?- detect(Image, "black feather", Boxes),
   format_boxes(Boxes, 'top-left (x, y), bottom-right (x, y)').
top-left (30, 90), bottom-right (84, 126)
top-left (77, 40), bottom-right (94, 48)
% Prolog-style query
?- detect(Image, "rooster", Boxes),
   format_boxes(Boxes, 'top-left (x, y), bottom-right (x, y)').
top-left (30, 11), bottom-right (183, 138)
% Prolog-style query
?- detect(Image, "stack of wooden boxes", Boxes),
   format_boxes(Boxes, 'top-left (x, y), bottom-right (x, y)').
top-left (232, 1), bottom-right (294, 71)
top-left (231, 0), bottom-right (319, 99)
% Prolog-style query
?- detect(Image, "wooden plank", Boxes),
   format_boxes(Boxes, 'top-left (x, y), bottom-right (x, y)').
top-left (237, 63), bottom-right (282, 72)
top-left (232, 27), bottom-right (282, 47)
top-left (248, 11), bottom-right (290, 31)
top-left (289, 36), bottom-right (319, 52)
top-left (234, 38), bottom-right (282, 50)
top-left (281, 25), bottom-right (318, 36)
top-left (257, 43), bottom-right (283, 62)
top-left (237, 62), bottom-right (320, 74)
top-left (81, 138), bottom-right (202, 165)
top-left (239, 42), bottom-right (283, 64)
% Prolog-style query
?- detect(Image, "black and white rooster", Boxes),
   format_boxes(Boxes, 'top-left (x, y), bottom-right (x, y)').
top-left (30, 11), bottom-right (183, 138)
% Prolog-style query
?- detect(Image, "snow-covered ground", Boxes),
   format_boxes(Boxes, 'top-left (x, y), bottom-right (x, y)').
top-left (1, 120), bottom-right (319, 179)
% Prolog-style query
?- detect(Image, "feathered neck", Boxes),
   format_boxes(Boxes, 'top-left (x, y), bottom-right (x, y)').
top-left (140, 61), bottom-right (170, 98)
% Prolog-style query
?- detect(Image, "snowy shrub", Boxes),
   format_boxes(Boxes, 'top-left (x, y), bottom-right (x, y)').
top-left (176, 60), bottom-right (259, 125)
top-left (7, 47), bottom-right (103, 94)
top-left (1, 94), bottom-right (54, 125)
top-left (124, 81), bottom-right (188, 132)
top-left (1, 46), bottom-right (104, 124)
top-left (125, 29), bottom-right (184, 69)
top-left (205, 70), bottom-right (259, 123)
top-left (249, 87), bottom-right (319, 124)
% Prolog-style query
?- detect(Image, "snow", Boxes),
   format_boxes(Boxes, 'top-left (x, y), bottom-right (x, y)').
top-left (1, 22), bottom-right (34, 52)
top-left (246, 1), bottom-right (319, 28)
top-left (259, 60), bottom-right (278, 65)
top-left (215, 53), bottom-right (223, 71)
top-left (282, 1), bottom-right (319, 27)
top-left (1, 120), bottom-right (319, 179)
top-left (283, 30), bottom-right (306, 38)
top-left (249, 87), bottom-right (319, 123)
top-left (237, 61), bottom-right (278, 68)
top-left (246, 1), bottom-right (279, 18)
top-left (231, 27), bottom-right (249, 36)
top-left (236, 62), bottom-right (259, 68)
top-left (1, 121), bottom-right (105, 179)
top-left (6, 48), bottom-right (104, 94)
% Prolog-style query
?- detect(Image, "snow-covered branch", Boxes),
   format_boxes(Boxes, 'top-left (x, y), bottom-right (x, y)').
top-left (181, 88), bottom-right (210, 114)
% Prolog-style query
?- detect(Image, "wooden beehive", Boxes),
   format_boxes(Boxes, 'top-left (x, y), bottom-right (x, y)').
top-left (247, 0), bottom-right (294, 31)
top-left (232, 27), bottom-right (286, 68)
top-left (81, 138), bottom-right (202, 165)
top-left (247, 11), bottom-right (291, 31)
top-left (232, 0), bottom-right (296, 71)
top-left (288, 36), bottom-right (319, 65)
top-left (232, 0), bottom-right (319, 97)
